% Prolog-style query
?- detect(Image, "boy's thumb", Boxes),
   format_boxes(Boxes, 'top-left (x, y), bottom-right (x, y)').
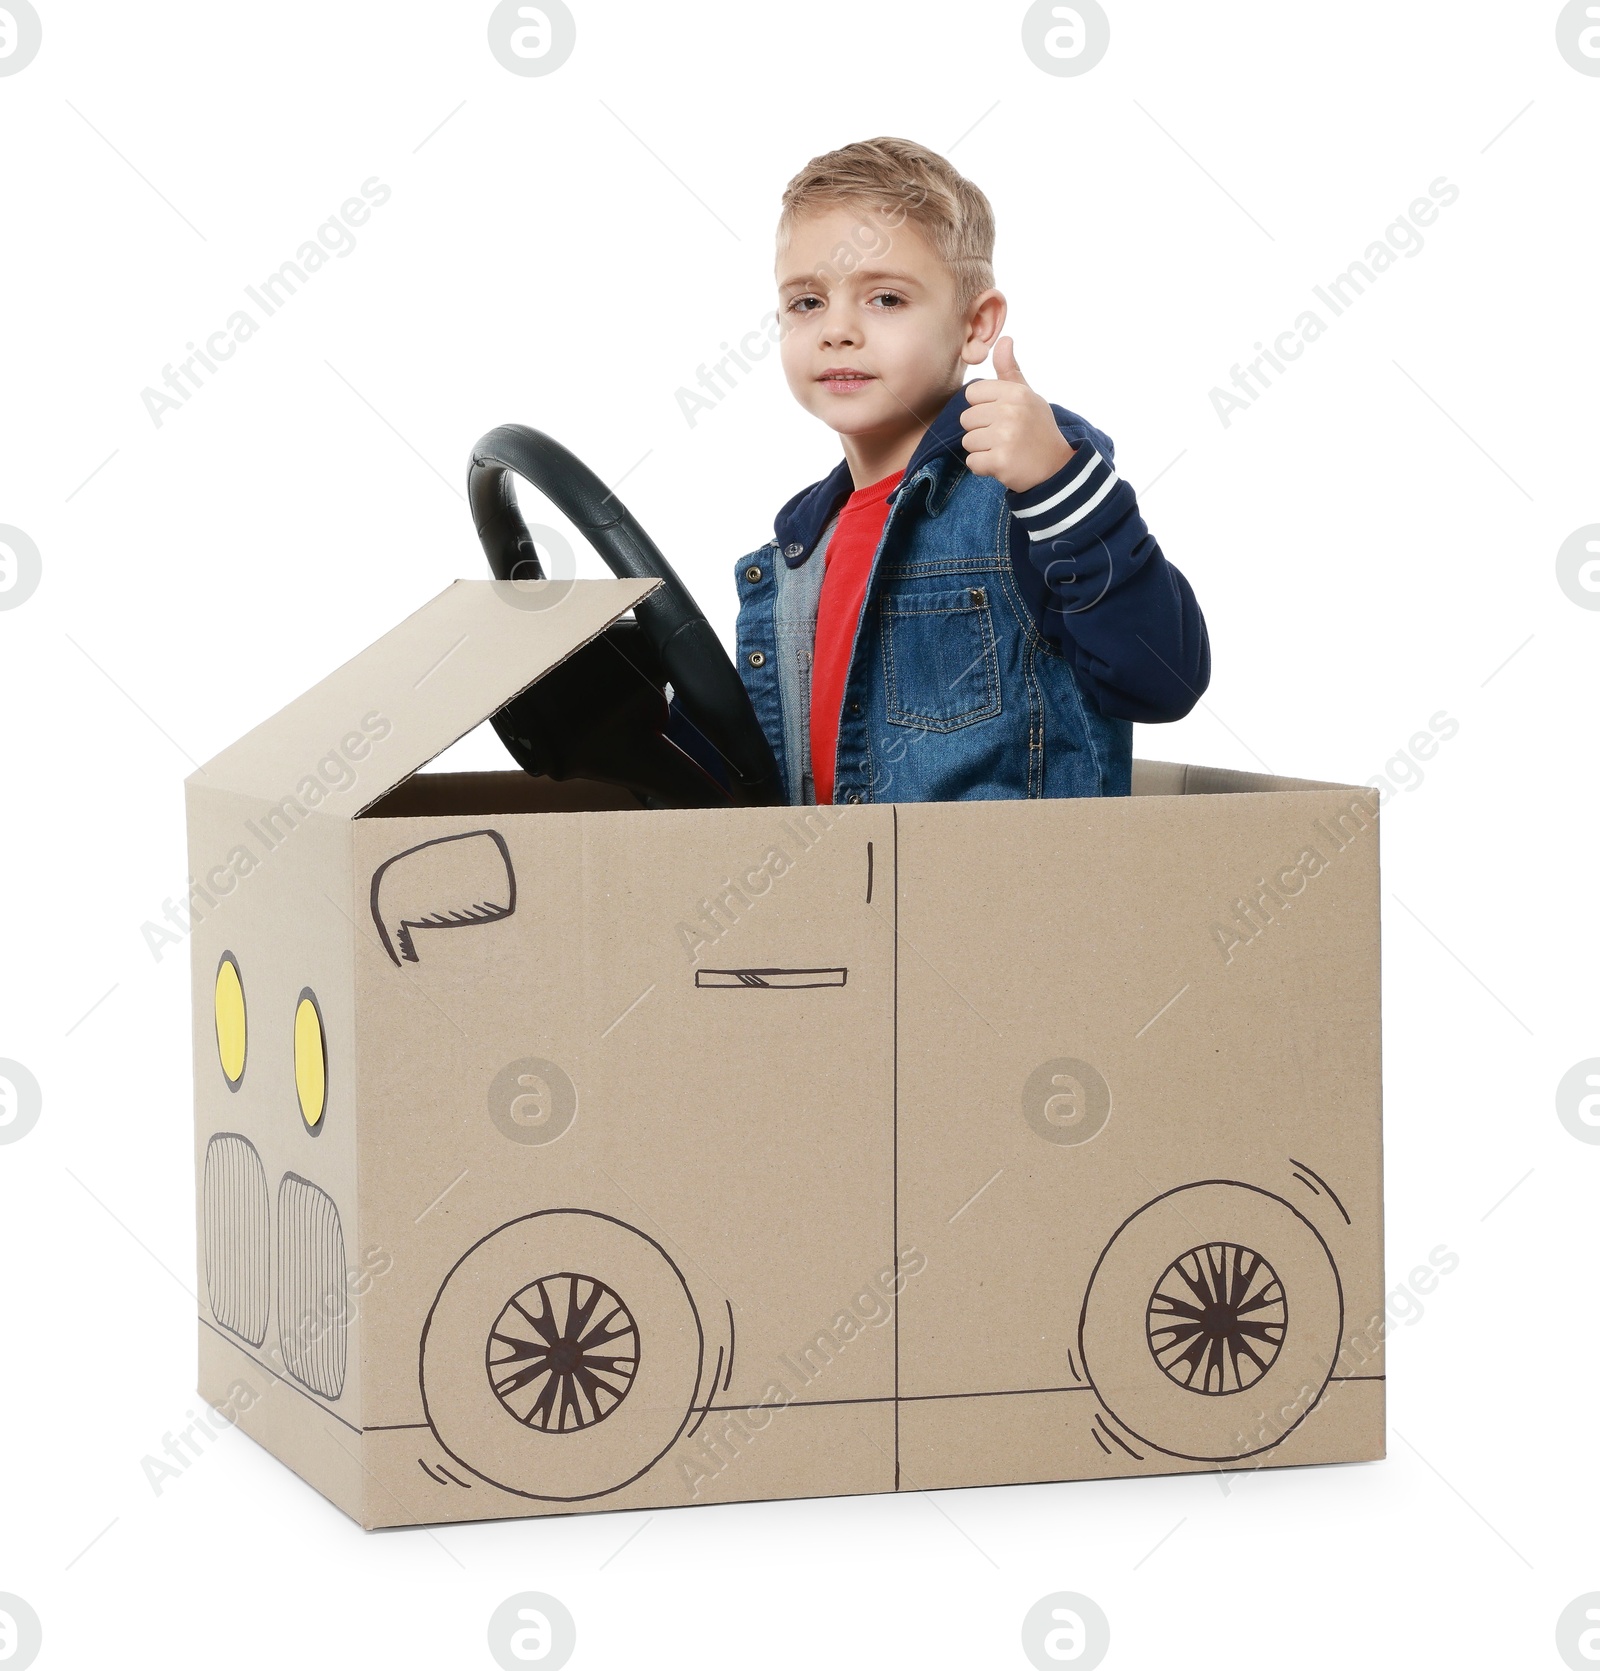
top-left (994, 336), bottom-right (1028, 384)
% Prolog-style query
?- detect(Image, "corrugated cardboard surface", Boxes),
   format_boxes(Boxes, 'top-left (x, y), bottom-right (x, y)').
top-left (185, 580), bottom-right (1383, 1528)
top-left (356, 785), bottom-right (1375, 1524)
top-left (191, 578), bottom-right (660, 814)
top-left (894, 790), bottom-right (1380, 1484)
top-left (350, 802), bottom-right (901, 1523)
top-left (186, 782), bottom-right (365, 1498)
top-left (1131, 758), bottom-right (1346, 796)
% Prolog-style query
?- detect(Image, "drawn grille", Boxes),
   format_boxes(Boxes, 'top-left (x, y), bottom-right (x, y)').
top-left (202, 1134), bottom-right (270, 1346)
top-left (277, 1173), bottom-right (349, 1398)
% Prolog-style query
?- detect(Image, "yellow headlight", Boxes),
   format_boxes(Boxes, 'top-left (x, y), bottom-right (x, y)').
top-left (214, 953), bottom-right (247, 1088)
top-left (294, 989), bottom-right (327, 1132)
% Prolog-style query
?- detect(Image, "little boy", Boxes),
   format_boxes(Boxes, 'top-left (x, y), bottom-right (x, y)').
top-left (723, 137), bottom-right (1209, 806)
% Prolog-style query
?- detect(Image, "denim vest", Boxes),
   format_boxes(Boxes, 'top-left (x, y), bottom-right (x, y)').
top-left (732, 449), bottom-right (1133, 806)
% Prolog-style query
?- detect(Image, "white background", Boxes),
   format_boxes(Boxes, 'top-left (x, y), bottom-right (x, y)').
top-left (1, 2), bottom-right (1596, 1667)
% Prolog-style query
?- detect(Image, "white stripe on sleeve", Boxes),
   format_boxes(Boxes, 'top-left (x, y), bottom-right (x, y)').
top-left (1028, 469), bottom-right (1121, 539)
top-left (1012, 449), bottom-right (1105, 519)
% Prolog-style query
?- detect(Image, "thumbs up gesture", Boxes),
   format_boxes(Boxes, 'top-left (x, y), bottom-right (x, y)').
top-left (960, 337), bottom-right (1077, 492)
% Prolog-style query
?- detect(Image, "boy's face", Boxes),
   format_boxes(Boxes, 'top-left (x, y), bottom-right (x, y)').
top-left (776, 204), bottom-right (1002, 450)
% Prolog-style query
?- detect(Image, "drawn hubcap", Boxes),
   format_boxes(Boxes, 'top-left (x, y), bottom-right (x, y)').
top-left (487, 1272), bottom-right (639, 1432)
top-left (1146, 1242), bottom-right (1287, 1395)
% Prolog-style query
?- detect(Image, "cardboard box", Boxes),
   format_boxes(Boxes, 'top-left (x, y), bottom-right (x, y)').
top-left (186, 578), bottom-right (1384, 1528)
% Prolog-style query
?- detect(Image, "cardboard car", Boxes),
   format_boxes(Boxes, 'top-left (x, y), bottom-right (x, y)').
top-left (185, 573), bottom-right (1384, 1528)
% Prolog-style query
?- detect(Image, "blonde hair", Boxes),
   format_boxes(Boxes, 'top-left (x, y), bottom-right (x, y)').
top-left (777, 136), bottom-right (996, 309)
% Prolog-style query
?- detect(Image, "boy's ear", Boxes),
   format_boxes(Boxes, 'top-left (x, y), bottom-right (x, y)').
top-left (960, 288), bottom-right (1008, 366)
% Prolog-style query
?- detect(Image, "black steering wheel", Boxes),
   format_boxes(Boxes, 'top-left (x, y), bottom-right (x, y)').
top-left (467, 425), bottom-right (782, 810)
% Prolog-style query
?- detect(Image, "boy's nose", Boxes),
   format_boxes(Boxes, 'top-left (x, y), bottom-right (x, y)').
top-left (820, 326), bottom-right (858, 349)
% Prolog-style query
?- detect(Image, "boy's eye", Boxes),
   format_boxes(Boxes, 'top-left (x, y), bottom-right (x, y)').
top-left (788, 295), bottom-right (823, 314)
top-left (869, 291), bottom-right (906, 309)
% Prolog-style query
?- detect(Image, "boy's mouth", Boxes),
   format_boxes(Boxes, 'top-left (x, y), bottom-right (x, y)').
top-left (816, 368), bottom-right (875, 393)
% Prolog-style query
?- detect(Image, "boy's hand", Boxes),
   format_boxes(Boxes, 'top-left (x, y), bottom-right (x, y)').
top-left (960, 337), bottom-right (1077, 492)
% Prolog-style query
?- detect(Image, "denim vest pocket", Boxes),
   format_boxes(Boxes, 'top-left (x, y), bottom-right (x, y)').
top-left (879, 584), bottom-right (1003, 732)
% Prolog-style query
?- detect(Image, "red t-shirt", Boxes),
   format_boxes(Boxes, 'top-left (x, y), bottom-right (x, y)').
top-left (809, 468), bottom-right (904, 805)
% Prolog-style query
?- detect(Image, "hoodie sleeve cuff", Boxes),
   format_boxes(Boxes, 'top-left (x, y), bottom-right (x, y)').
top-left (1006, 442), bottom-right (1126, 546)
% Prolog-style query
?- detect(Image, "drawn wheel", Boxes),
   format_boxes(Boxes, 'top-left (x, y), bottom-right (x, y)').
top-left (488, 1272), bottom-right (639, 1432)
top-left (1079, 1182), bottom-right (1342, 1462)
top-left (1146, 1242), bottom-right (1286, 1396)
top-left (422, 1210), bottom-right (704, 1500)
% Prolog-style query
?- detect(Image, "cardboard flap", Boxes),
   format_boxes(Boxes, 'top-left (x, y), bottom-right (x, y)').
top-left (1132, 757), bottom-right (1350, 796)
top-left (187, 578), bottom-right (662, 816)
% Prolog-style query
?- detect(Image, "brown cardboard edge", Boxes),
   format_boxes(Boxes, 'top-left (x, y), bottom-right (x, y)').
top-left (199, 1322), bottom-right (368, 1527)
top-left (357, 1447), bottom-right (1387, 1533)
top-left (1132, 757), bottom-right (1359, 796)
top-left (195, 748), bottom-right (1384, 1529)
top-left (346, 578), bottom-right (664, 818)
top-left (183, 577), bottom-right (665, 815)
